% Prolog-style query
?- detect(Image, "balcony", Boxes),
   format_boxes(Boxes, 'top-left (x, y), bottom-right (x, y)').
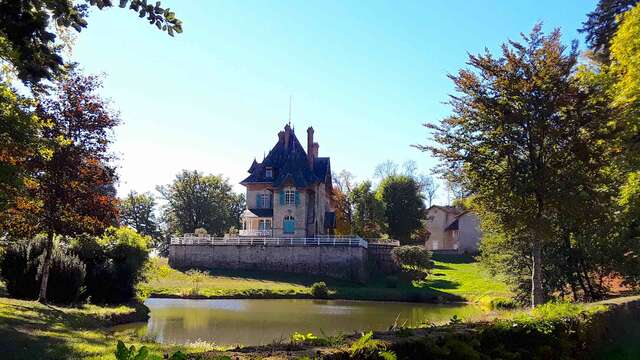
top-left (239, 229), bottom-right (272, 237)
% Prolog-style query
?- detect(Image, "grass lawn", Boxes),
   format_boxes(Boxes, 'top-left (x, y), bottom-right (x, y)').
top-left (0, 295), bottom-right (210, 360)
top-left (141, 254), bottom-right (511, 303)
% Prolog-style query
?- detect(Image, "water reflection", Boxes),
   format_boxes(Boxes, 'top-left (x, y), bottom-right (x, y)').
top-left (114, 298), bottom-right (483, 346)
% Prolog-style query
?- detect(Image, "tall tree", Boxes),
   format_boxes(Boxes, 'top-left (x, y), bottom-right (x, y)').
top-left (332, 170), bottom-right (356, 235)
top-left (1, 70), bottom-right (120, 302)
top-left (580, 0), bottom-right (639, 62)
top-left (609, 3), bottom-right (640, 286)
top-left (119, 191), bottom-right (160, 242)
top-left (419, 25), bottom-right (613, 306)
top-left (0, 0), bottom-right (182, 85)
top-left (158, 170), bottom-right (244, 237)
top-left (417, 174), bottom-right (439, 208)
top-left (350, 181), bottom-right (385, 238)
top-left (376, 175), bottom-right (424, 243)
top-left (0, 80), bottom-right (45, 212)
top-left (373, 160), bottom-right (398, 179)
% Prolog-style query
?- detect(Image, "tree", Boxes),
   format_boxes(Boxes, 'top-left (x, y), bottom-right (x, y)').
top-left (401, 160), bottom-right (418, 177)
top-left (1, 70), bottom-right (120, 303)
top-left (0, 80), bottom-right (46, 212)
top-left (0, 0), bottom-right (182, 85)
top-left (419, 25), bottom-right (614, 306)
top-left (608, 3), bottom-right (640, 287)
top-left (332, 170), bottom-right (356, 234)
top-left (119, 191), bottom-right (160, 245)
top-left (158, 170), bottom-right (244, 237)
top-left (376, 175), bottom-right (424, 243)
top-left (350, 181), bottom-right (385, 238)
top-left (580, 0), bottom-right (639, 62)
top-left (417, 174), bottom-right (439, 207)
top-left (373, 160), bottom-right (398, 179)
top-left (610, 3), bottom-right (640, 108)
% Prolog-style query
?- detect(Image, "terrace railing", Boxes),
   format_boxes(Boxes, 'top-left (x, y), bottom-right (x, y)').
top-left (171, 235), bottom-right (369, 248)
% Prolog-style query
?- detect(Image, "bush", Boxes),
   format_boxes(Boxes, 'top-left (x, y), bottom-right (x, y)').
top-left (0, 237), bottom-right (85, 303)
top-left (489, 297), bottom-right (519, 310)
top-left (391, 245), bottom-right (433, 272)
top-left (72, 227), bottom-right (150, 303)
top-left (0, 238), bottom-right (44, 299)
top-left (311, 281), bottom-right (329, 299)
top-left (349, 331), bottom-right (397, 360)
top-left (44, 247), bottom-right (86, 303)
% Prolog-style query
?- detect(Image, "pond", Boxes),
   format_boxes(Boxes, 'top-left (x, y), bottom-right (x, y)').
top-left (115, 298), bottom-right (484, 346)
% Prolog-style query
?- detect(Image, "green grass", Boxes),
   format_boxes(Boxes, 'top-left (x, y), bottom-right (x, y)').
top-left (0, 296), bottom-right (214, 360)
top-left (420, 254), bottom-right (512, 303)
top-left (141, 254), bottom-right (511, 303)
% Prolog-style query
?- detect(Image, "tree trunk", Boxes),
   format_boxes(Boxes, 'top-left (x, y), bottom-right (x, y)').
top-left (37, 230), bottom-right (55, 303)
top-left (531, 238), bottom-right (545, 307)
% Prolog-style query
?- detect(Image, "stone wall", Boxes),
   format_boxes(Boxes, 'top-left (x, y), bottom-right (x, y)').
top-left (169, 244), bottom-right (369, 282)
top-left (367, 244), bottom-right (399, 274)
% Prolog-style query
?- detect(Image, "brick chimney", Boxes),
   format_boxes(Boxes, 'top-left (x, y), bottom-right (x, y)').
top-left (284, 124), bottom-right (291, 150)
top-left (277, 131), bottom-right (284, 144)
top-left (307, 127), bottom-right (314, 168)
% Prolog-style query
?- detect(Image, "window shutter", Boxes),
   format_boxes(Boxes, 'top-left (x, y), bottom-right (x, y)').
top-left (279, 191), bottom-right (285, 205)
top-left (295, 191), bottom-right (300, 206)
top-left (256, 193), bottom-right (261, 208)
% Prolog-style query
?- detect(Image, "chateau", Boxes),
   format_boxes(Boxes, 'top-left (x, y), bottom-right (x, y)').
top-left (169, 124), bottom-right (397, 282)
top-left (239, 124), bottom-right (336, 237)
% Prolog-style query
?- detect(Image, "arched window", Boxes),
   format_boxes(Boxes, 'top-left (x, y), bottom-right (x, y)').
top-left (283, 215), bottom-right (295, 234)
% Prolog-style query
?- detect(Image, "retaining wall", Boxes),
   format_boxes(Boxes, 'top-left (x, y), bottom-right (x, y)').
top-left (169, 244), bottom-right (369, 282)
top-left (367, 244), bottom-right (399, 274)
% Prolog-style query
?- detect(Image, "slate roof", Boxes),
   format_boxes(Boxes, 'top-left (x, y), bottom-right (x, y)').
top-left (241, 126), bottom-right (331, 188)
top-left (444, 218), bottom-right (459, 231)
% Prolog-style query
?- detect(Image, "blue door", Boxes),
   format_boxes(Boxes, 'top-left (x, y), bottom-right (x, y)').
top-left (283, 216), bottom-right (295, 234)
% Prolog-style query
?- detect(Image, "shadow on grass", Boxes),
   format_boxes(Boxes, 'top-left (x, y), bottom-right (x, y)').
top-left (420, 279), bottom-right (461, 290)
top-left (433, 264), bottom-right (452, 270)
top-left (0, 302), bottom-right (117, 360)
top-left (432, 253), bottom-right (476, 264)
top-left (178, 266), bottom-right (359, 288)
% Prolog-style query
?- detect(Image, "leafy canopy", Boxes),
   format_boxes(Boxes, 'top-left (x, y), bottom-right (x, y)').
top-left (0, 0), bottom-right (183, 84)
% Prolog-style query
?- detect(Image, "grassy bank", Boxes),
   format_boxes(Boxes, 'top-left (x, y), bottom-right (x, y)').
top-left (0, 296), bottom-right (209, 360)
top-left (141, 254), bottom-right (511, 303)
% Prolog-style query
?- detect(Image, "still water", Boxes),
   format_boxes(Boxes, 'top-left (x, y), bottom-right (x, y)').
top-left (115, 298), bottom-right (483, 346)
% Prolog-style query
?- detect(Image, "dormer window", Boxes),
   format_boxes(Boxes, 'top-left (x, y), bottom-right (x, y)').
top-left (265, 167), bottom-right (273, 178)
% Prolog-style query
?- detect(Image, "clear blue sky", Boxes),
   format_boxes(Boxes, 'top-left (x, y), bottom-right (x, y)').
top-left (72, 0), bottom-right (597, 204)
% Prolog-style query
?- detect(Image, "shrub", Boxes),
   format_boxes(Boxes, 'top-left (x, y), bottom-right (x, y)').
top-left (0, 238), bottom-right (44, 299)
top-left (44, 247), bottom-right (86, 303)
top-left (311, 281), bottom-right (329, 299)
top-left (0, 237), bottom-right (85, 303)
top-left (391, 245), bottom-right (433, 272)
top-left (115, 341), bottom-right (188, 360)
top-left (194, 228), bottom-right (208, 236)
top-left (489, 297), bottom-right (519, 310)
top-left (349, 331), bottom-right (397, 360)
top-left (71, 227), bottom-right (150, 303)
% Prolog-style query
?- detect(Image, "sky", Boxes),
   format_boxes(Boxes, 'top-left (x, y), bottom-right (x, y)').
top-left (71, 0), bottom-right (598, 204)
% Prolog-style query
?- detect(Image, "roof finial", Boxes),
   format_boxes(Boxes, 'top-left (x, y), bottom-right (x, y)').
top-left (288, 95), bottom-right (292, 127)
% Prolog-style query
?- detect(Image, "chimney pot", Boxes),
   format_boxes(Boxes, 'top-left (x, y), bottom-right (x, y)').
top-left (284, 125), bottom-right (291, 150)
top-left (307, 127), bottom-right (315, 168)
